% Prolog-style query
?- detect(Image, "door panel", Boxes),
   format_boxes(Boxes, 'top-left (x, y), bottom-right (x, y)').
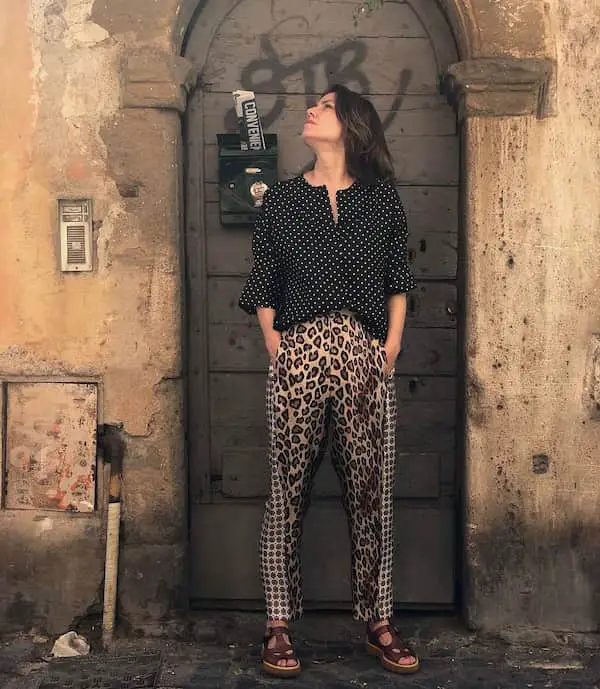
top-left (203, 183), bottom-right (459, 229)
top-left (215, 1), bottom-right (428, 39)
top-left (204, 136), bottom-right (459, 185)
top-left (207, 277), bottom-right (457, 328)
top-left (205, 198), bottom-right (458, 277)
top-left (203, 37), bottom-right (440, 95)
top-left (220, 452), bottom-right (447, 499)
top-left (191, 502), bottom-right (455, 605)
top-left (207, 324), bottom-right (457, 376)
top-left (185, 0), bottom-right (460, 609)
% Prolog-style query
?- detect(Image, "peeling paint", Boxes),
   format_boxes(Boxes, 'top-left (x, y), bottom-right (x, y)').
top-left (64, 0), bottom-right (110, 47)
top-left (36, 517), bottom-right (54, 532)
top-left (5, 383), bottom-right (98, 512)
top-left (61, 48), bottom-right (119, 121)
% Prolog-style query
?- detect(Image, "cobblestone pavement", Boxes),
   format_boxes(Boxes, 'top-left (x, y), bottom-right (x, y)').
top-left (1, 614), bottom-right (599, 688)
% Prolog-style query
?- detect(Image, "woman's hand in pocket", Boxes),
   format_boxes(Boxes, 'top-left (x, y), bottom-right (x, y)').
top-left (382, 341), bottom-right (400, 376)
top-left (265, 330), bottom-right (282, 363)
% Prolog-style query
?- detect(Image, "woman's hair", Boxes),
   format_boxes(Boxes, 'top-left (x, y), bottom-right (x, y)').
top-left (324, 83), bottom-right (395, 185)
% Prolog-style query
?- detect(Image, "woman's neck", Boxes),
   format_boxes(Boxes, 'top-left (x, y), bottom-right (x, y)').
top-left (309, 149), bottom-right (353, 189)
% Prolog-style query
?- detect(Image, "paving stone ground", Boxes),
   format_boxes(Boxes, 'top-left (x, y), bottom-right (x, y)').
top-left (1, 613), bottom-right (599, 689)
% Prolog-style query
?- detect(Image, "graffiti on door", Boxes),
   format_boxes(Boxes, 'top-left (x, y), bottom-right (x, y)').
top-left (224, 32), bottom-right (413, 131)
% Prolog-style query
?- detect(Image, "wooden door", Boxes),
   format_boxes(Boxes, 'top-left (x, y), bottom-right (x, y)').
top-left (185, 0), bottom-right (459, 609)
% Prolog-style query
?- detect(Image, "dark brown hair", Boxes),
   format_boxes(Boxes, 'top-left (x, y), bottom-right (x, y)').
top-left (324, 83), bottom-right (395, 185)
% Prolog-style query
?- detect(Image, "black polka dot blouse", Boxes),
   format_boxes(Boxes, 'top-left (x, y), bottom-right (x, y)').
top-left (238, 175), bottom-right (416, 342)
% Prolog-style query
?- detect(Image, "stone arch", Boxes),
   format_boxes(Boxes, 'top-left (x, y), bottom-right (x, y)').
top-left (175, 0), bottom-right (552, 63)
top-left (166, 0), bottom-right (557, 629)
top-left (165, 0), bottom-right (555, 120)
top-left (116, 0), bottom-right (554, 117)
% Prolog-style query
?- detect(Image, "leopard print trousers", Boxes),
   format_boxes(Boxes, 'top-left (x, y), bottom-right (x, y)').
top-left (261, 311), bottom-right (397, 622)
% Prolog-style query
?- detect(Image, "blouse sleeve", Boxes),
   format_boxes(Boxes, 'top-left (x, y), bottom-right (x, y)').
top-left (238, 189), bottom-right (281, 314)
top-left (384, 186), bottom-right (417, 295)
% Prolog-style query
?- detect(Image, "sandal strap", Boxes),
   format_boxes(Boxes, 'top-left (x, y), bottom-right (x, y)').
top-left (367, 622), bottom-right (397, 645)
top-left (264, 625), bottom-right (293, 643)
top-left (367, 623), bottom-right (415, 660)
top-left (369, 623), bottom-right (394, 640)
top-left (263, 626), bottom-right (298, 662)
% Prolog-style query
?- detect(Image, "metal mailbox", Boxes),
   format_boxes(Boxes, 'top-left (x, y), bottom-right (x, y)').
top-left (217, 133), bottom-right (278, 226)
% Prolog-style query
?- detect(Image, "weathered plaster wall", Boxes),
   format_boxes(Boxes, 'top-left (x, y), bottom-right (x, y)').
top-left (463, 1), bottom-right (600, 631)
top-left (2, 0), bottom-right (599, 636)
top-left (438, 0), bottom-right (553, 61)
top-left (0, 0), bottom-right (184, 634)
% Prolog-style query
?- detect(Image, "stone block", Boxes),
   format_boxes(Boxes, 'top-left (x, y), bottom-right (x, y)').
top-left (443, 58), bottom-right (553, 120)
top-left (122, 49), bottom-right (198, 113)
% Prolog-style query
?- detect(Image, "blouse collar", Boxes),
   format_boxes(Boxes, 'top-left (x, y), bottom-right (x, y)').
top-left (298, 174), bottom-right (360, 194)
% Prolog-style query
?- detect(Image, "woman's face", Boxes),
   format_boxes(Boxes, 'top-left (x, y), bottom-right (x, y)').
top-left (302, 92), bottom-right (343, 147)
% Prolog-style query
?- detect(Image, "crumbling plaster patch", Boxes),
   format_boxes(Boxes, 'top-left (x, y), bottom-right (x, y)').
top-left (14, 0), bottom-right (179, 440)
top-left (487, 0), bottom-right (534, 29)
top-left (28, 0), bottom-right (119, 179)
top-left (63, 0), bottom-right (110, 46)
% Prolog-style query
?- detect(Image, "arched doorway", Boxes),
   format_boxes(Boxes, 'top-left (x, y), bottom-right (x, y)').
top-left (184, 0), bottom-right (460, 610)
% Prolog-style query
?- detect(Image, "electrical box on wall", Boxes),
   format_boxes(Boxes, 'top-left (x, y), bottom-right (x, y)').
top-left (59, 198), bottom-right (93, 272)
top-left (217, 133), bottom-right (278, 226)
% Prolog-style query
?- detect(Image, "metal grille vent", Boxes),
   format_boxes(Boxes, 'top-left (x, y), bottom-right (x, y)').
top-left (59, 199), bottom-right (92, 272)
top-left (67, 225), bottom-right (86, 264)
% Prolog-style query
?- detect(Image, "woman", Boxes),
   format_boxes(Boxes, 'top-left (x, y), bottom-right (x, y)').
top-left (238, 84), bottom-right (419, 677)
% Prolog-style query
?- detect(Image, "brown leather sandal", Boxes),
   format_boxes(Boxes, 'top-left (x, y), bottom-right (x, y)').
top-left (261, 626), bottom-right (302, 678)
top-left (366, 623), bottom-right (420, 674)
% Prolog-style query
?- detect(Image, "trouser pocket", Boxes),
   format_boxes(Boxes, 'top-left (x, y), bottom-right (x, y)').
top-left (372, 339), bottom-right (394, 378)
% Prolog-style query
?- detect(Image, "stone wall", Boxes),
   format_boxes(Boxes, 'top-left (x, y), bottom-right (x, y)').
top-left (0, 0), bottom-right (185, 634)
top-left (0, 0), bottom-right (599, 635)
top-left (462, 1), bottom-right (600, 631)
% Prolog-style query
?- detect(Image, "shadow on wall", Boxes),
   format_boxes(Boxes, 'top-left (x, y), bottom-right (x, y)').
top-left (0, 526), bottom-right (105, 636)
top-left (466, 517), bottom-right (600, 632)
top-left (5, 592), bottom-right (37, 630)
